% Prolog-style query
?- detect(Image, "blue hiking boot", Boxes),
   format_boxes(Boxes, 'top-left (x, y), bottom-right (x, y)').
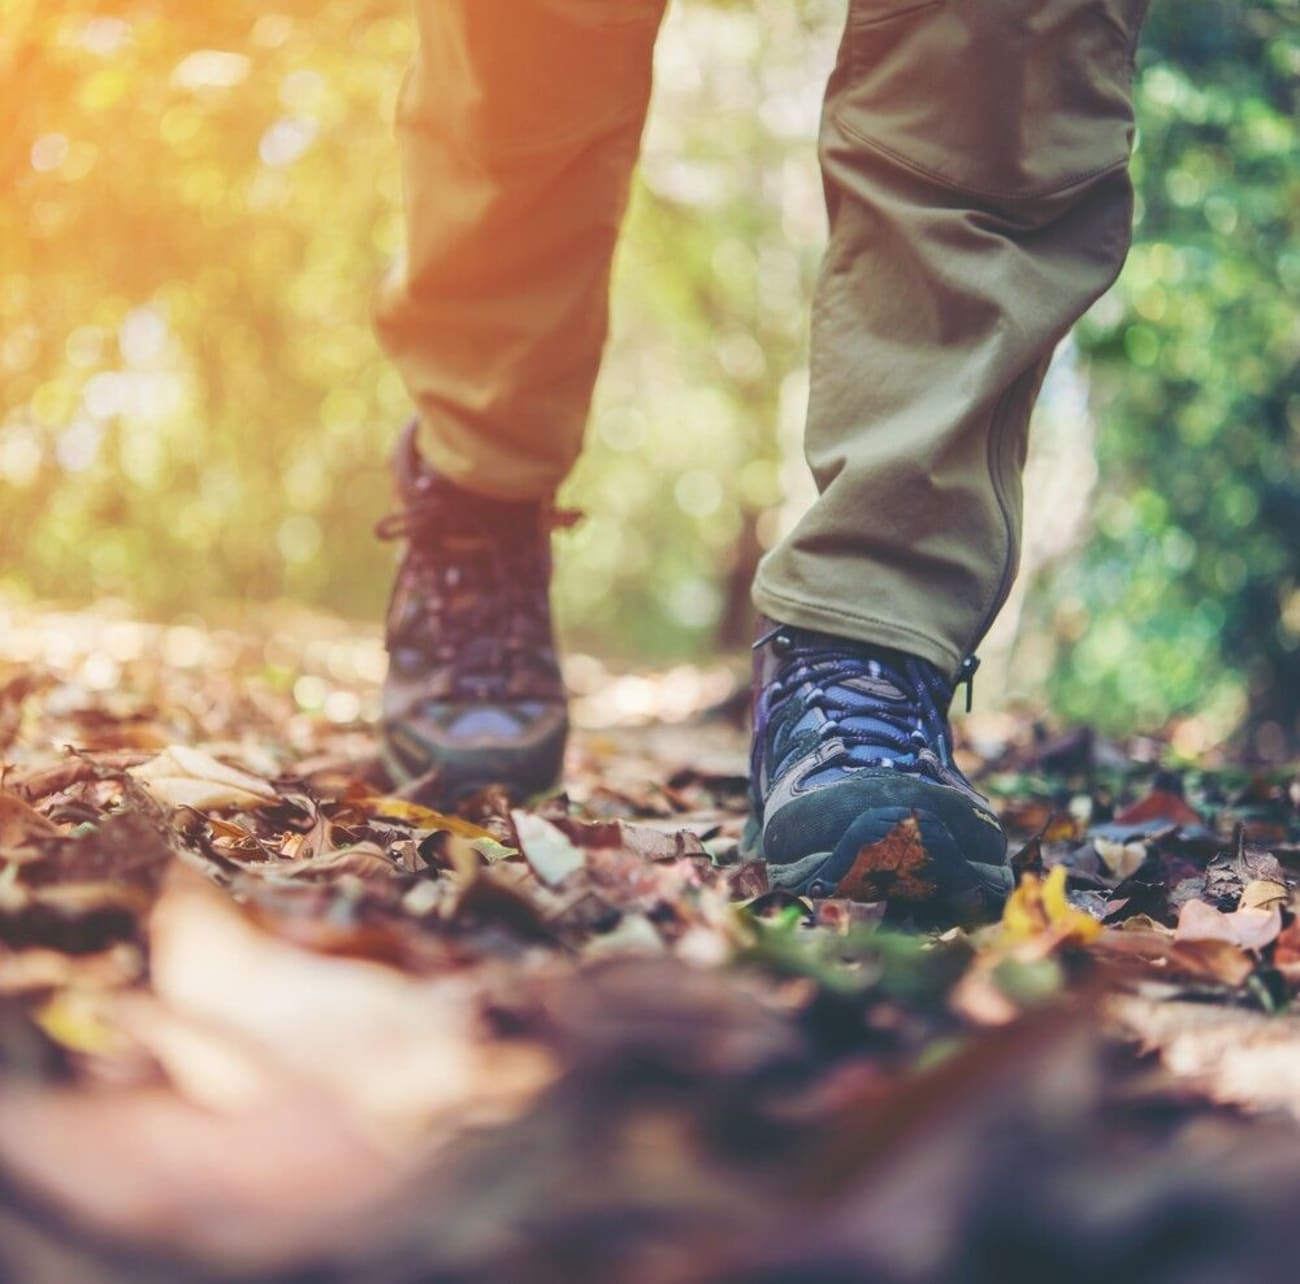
top-left (747, 619), bottom-right (1012, 924)
top-left (376, 423), bottom-right (573, 806)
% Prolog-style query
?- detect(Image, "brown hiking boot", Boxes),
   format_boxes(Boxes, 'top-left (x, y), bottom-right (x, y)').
top-left (376, 423), bottom-right (572, 806)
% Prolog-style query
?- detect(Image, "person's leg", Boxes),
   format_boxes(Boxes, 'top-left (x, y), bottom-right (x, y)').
top-left (754, 0), bottom-right (1150, 677)
top-left (375, 1), bottom-right (666, 801)
top-left (749, 0), bottom-right (1149, 919)
top-left (375, 0), bottom-right (667, 502)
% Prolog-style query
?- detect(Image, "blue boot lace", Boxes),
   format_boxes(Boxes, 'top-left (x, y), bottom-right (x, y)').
top-left (756, 629), bottom-right (977, 790)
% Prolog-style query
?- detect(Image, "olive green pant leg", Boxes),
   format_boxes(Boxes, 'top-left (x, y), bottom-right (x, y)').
top-left (753, 0), bottom-right (1150, 678)
top-left (374, 1), bottom-right (667, 501)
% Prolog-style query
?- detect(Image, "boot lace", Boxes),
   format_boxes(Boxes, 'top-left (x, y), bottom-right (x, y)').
top-left (761, 630), bottom-right (959, 773)
top-left (377, 493), bottom-right (579, 702)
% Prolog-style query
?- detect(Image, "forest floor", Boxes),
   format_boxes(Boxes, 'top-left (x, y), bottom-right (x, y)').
top-left (2, 600), bottom-right (1300, 1283)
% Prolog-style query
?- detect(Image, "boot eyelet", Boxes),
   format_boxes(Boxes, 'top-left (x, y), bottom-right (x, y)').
top-left (772, 631), bottom-right (795, 658)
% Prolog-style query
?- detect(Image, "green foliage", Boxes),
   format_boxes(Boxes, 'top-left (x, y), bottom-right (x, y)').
top-left (1037, 0), bottom-right (1300, 741)
top-left (2, 1), bottom-right (412, 619)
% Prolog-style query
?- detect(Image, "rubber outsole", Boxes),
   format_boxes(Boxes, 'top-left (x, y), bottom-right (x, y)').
top-left (751, 804), bottom-right (1012, 927)
top-left (379, 723), bottom-right (564, 810)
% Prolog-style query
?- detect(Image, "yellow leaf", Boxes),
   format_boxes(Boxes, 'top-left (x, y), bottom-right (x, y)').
top-left (1240, 879), bottom-right (1288, 911)
top-left (1000, 865), bottom-right (1101, 948)
top-left (35, 991), bottom-right (123, 1056)
top-left (360, 796), bottom-right (498, 841)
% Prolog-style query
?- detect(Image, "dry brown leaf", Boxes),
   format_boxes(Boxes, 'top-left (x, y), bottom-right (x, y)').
top-left (130, 745), bottom-right (278, 810)
top-left (1094, 925), bottom-right (1257, 988)
top-left (549, 815), bottom-right (708, 862)
top-left (0, 790), bottom-right (59, 854)
top-left (1175, 897), bottom-right (1282, 952)
top-left (1113, 789), bottom-right (1204, 830)
top-left (833, 815), bottom-right (933, 904)
top-left (270, 842), bottom-right (399, 882)
top-left (0, 945), bottom-right (141, 996)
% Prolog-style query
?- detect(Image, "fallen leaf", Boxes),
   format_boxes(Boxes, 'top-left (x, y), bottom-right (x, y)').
top-left (1094, 837), bottom-right (1148, 881)
top-left (1009, 831), bottom-right (1046, 877)
top-left (583, 915), bottom-right (666, 958)
top-left (1203, 843), bottom-right (1286, 910)
top-left (548, 816), bottom-right (708, 862)
top-left (1113, 788), bottom-right (1204, 830)
top-left (34, 990), bottom-right (126, 1056)
top-left (1274, 917), bottom-right (1300, 983)
top-left (271, 842), bottom-right (399, 882)
top-left (1175, 898), bottom-right (1282, 953)
top-left (833, 815), bottom-right (935, 904)
top-left (1170, 939), bottom-right (1259, 988)
top-left (0, 945), bottom-right (141, 997)
top-left (0, 790), bottom-right (59, 854)
top-left (1110, 996), bottom-right (1300, 1119)
top-left (1000, 865), bottom-right (1102, 947)
top-left (512, 811), bottom-right (586, 888)
top-left (131, 746), bottom-right (278, 810)
top-left (1240, 878), bottom-right (1288, 911)
top-left (0, 1082), bottom-right (407, 1266)
top-left (726, 860), bottom-right (769, 901)
top-left (1093, 927), bottom-right (1257, 988)
top-left (0, 881), bottom-right (154, 953)
top-left (1113, 913), bottom-right (1173, 935)
top-left (355, 795), bottom-right (500, 841)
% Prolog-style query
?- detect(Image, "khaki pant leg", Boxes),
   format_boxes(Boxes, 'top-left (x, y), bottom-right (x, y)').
top-left (374, 1), bottom-right (666, 500)
top-left (753, 0), bottom-right (1149, 677)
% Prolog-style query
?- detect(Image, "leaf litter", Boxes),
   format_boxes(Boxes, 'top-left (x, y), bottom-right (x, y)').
top-left (2, 604), bottom-right (1300, 1281)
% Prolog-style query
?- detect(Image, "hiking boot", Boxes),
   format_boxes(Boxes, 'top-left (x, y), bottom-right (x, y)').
top-left (747, 619), bottom-right (1011, 924)
top-left (377, 423), bottom-right (572, 806)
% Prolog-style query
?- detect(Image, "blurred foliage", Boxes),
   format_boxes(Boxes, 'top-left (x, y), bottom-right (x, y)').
top-left (1028, 0), bottom-right (1300, 746)
top-left (1, 1), bottom-right (409, 615)
top-left (0, 0), bottom-right (833, 660)
top-left (0, 0), bottom-right (1296, 739)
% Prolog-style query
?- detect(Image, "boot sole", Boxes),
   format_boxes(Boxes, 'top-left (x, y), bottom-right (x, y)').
top-left (379, 726), bottom-right (564, 810)
top-left (751, 804), bottom-right (1013, 928)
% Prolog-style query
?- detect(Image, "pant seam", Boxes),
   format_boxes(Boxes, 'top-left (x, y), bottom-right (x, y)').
top-left (965, 379), bottom-right (1019, 659)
